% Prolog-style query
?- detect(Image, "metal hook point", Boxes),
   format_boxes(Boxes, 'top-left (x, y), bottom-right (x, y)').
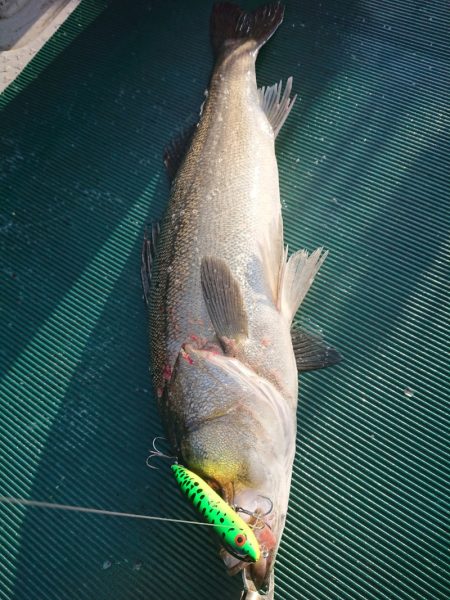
top-left (146, 436), bottom-right (177, 469)
top-left (257, 495), bottom-right (273, 517)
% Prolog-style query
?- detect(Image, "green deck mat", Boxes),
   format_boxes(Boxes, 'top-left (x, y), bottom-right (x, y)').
top-left (0, 1), bottom-right (448, 599)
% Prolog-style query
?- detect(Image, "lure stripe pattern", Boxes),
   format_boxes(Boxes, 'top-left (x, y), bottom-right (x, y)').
top-left (171, 465), bottom-right (260, 563)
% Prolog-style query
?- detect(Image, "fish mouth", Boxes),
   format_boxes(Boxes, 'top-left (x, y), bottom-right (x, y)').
top-left (245, 518), bottom-right (277, 592)
top-left (220, 505), bottom-right (279, 594)
top-left (222, 543), bottom-right (257, 564)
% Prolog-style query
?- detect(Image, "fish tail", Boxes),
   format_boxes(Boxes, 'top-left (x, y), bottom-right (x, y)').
top-left (210, 2), bottom-right (284, 56)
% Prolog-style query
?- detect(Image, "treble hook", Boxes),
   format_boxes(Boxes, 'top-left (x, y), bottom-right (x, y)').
top-left (257, 495), bottom-right (273, 517)
top-left (146, 437), bottom-right (177, 469)
top-left (236, 508), bottom-right (265, 531)
top-left (234, 495), bottom-right (274, 530)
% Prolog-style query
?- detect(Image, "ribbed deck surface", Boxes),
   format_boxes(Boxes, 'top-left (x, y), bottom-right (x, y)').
top-left (0, 1), bottom-right (448, 599)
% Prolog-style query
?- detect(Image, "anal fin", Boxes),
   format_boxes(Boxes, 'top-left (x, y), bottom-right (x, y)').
top-left (200, 257), bottom-right (248, 351)
top-left (258, 77), bottom-right (296, 137)
top-left (291, 327), bottom-right (342, 372)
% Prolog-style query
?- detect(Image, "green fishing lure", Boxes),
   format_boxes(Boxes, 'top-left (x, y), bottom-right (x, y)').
top-left (171, 464), bottom-right (260, 563)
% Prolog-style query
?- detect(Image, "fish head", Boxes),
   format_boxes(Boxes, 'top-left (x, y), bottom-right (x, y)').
top-left (166, 344), bottom-right (296, 594)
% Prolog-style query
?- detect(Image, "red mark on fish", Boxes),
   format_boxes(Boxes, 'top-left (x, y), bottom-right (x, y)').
top-left (181, 348), bottom-right (194, 365)
top-left (257, 522), bottom-right (277, 554)
top-left (204, 343), bottom-right (222, 356)
top-left (163, 364), bottom-right (173, 381)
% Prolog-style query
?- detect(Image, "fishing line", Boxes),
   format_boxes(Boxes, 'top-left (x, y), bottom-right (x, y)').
top-left (0, 496), bottom-right (233, 529)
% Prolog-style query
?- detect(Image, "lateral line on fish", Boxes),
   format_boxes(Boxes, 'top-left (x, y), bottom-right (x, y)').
top-left (0, 496), bottom-right (233, 528)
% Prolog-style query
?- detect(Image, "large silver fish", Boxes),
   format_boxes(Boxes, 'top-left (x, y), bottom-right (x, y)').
top-left (143, 2), bottom-right (340, 598)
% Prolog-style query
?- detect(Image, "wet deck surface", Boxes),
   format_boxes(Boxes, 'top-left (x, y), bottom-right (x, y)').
top-left (0, 1), bottom-right (449, 599)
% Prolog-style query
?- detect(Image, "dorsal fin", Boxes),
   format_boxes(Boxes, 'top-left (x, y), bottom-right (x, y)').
top-left (278, 247), bottom-right (328, 322)
top-left (163, 125), bottom-right (196, 181)
top-left (141, 222), bottom-right (160, 305)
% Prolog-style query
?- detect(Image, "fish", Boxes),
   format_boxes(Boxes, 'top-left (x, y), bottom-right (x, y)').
top-left (142, 2), bottom-right (341, 598)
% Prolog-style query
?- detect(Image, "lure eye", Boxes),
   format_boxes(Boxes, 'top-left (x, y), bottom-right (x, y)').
top-left (234, 533), bottom-right (247, 548)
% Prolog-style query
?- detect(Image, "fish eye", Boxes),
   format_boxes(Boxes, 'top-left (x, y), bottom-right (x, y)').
top-left (234, 533), bottom-right (247, 548)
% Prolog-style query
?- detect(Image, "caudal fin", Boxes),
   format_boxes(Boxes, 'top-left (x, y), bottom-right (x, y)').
top-left (210, 2), bottom-right (284, 56)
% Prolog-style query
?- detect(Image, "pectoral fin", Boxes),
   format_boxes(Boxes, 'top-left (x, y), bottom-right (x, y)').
top-left (200, 257), bottom-right (248, 348)
top-left (291, 327), bottom-right (342, 372)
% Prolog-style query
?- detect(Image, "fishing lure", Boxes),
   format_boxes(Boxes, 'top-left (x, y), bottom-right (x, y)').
top-left (172, 464), bottom-right (260, 563)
